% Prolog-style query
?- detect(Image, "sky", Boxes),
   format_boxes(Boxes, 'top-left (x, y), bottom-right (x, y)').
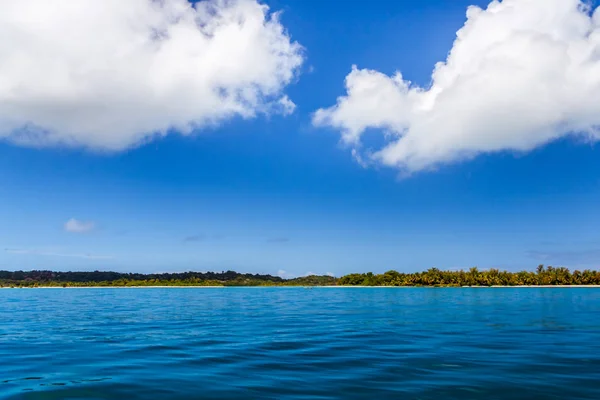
top-left (1, 0), bottom-right (600, 276)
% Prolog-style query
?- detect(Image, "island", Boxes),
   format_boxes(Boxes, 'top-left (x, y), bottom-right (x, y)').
top-left (1, 265), bottom-right (599, 287)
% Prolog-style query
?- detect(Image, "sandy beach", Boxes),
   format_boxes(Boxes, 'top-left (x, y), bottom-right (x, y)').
top-left (3, 285), bottom-right (600, 289)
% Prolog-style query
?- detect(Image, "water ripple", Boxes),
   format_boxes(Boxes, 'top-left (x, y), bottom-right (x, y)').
top-left (1, 288), bottom-right (600, 399)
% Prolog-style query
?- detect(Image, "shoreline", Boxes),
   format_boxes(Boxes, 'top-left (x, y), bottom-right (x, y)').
top-left (3, 285), bottom-right (600, 289)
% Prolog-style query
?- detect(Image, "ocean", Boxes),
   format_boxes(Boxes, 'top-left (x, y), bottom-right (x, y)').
top-left (1, 287), bottom-right (600, 399)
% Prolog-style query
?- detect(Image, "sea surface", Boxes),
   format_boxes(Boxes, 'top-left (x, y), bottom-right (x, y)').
top-left (1, 288), bottom-right (600, 400)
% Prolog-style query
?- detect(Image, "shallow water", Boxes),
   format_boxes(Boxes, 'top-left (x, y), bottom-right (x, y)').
top-left (1, 288), bottom-right (600, 399)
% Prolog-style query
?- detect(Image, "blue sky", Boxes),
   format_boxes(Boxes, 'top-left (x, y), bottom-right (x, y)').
top-left (1, 0), bottom-right (600, 276)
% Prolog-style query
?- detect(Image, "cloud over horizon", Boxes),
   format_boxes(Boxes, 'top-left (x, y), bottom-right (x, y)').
top-left (5, 247), bottom-right (112, 260)
top-left (526, 248), bottom-right (600, 266)
top-left (0, 0), bottom-right (303, 151)
top-left (64, 218), bottom-right (95, 233)
top-left (314, 0), bottom-right (600, 173)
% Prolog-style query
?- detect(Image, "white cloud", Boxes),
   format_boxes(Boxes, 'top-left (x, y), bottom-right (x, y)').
top-left (277, 95), bottom-right (296, 116)
top-left (314, 0), bottom-right (600, 173)
top-left (277, 269), bottom-right (295, 279)
top-left (303, 271), bottom-right (335, 277)
top-left (64, 218), bottom-right (95, 233)
top-left (5, 248), bottom-right (113, 259)
top-left (0, 0), bottom-right (303, 150)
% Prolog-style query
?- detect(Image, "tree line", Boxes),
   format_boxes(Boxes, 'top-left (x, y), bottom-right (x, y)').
top-left (0, 269), bottom-right (335, 287)
top-left (1, 266), bottom-right (600, 287)
top-left (337, 266), bottom-right (600, 286)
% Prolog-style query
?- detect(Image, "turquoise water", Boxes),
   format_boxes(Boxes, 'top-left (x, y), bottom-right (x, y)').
top-left (1, 288), bottom-right (600, 399)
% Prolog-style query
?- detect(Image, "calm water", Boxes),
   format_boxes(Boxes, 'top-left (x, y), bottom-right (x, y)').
top-left (1, 288), bottom-right (600, 399)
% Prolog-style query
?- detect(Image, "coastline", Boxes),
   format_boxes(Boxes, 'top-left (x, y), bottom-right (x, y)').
top-left (3, 285), bottom-right (600, 289)
top-left (4, 267), bottom-right (599, 288)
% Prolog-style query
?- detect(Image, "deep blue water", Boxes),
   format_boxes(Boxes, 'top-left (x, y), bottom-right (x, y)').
top-left (1, 288), bottom-right (600, 399)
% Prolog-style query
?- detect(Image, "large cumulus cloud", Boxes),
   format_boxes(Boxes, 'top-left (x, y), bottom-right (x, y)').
top-left (314, 0), bottom-right (600, 173)
top-left (0, 0), bottom-right (303, 150)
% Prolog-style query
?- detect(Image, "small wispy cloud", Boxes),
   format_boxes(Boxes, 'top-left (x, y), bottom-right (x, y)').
top-left (351, 149), bottom-right (369, 169)
top-left (183, 234), bottom-right (206, 243)
top-left (183, 234), bottom-right (225, 243)
top-left (267, 236), bottom-right (290, 243)
top-left (4, 248), bottom-right (113, 260)
top-left (277, 269), bottom-right (295, 279)
top-left (526, 249), bottom-right (600, 265)
top-left (64, 218), bottom-right (95, 233)
top-left (277, 95), bottom-right (296, 116)
top-left (303, 271), bottom-right (336, 277)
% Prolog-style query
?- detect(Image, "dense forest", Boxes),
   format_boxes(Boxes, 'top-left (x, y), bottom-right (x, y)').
top-left (337, 266), bottom-right (600, 286)
top-left (1, 266), bottom-right (600, 287)
top-left (0, 270), bottom-right (336, 287)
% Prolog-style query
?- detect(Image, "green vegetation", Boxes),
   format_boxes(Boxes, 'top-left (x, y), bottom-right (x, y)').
top-left (1, 266), bottom-right (600, 288)
top-left (0, 270), bottom-right (336, 288)
top-left (338, 266), bottom-right (600, 286)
